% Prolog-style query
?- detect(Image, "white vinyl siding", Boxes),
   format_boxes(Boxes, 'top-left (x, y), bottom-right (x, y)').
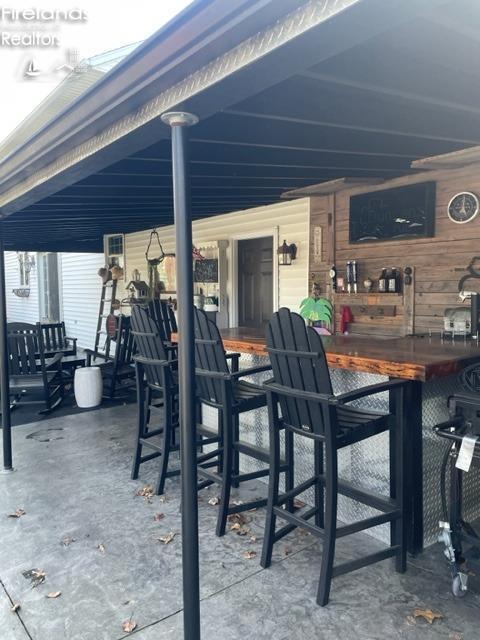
top-left (5, 251), bottom-right (40, 323)
top-left (60, 253), bottom-right (105, 349)
top-left (123, 198), bottom-right (310, 323)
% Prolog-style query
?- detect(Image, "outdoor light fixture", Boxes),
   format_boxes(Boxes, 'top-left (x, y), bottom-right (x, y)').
top-left (277, 240), bottom-right (297, 266)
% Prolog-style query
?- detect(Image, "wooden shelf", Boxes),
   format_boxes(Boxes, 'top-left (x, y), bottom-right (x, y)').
top-left (333, 291), bottom-right (403, 299)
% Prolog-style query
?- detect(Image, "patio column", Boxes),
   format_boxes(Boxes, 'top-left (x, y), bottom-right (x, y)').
top-left (0, 221), bottom-right (12, 471)
top-left (161, 111), bottom-right (200, 640)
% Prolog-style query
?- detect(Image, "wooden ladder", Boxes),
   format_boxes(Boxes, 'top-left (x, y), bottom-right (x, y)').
top-left (94, 279), bottom-right (118, 358)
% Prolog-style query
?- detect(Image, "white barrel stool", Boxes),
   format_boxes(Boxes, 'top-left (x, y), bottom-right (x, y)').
top-left (74, 367), bottom-right (103, 408)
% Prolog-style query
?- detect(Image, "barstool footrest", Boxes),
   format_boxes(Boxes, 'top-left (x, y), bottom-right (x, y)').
top-left (332, 546), bottom-right (399, 578)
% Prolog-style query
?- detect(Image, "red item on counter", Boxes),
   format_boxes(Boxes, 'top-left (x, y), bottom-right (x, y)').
top-left (340, 305), bottom-right (353, 334)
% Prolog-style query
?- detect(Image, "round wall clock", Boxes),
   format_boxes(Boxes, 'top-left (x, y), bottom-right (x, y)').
top-left (447, 191), bottom-right (480, 224)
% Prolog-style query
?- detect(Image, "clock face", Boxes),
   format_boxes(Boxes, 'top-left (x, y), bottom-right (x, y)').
top-left (447, 192), bottom-right (479, 224)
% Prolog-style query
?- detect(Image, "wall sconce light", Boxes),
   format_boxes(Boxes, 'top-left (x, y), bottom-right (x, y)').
top-left (277, 240), bottom-right (297, 266)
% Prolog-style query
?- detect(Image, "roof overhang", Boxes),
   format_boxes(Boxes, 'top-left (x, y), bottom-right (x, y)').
top-left (1, 0), bottom-right (477, 252)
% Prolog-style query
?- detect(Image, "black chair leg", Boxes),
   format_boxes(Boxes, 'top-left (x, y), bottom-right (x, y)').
top-left (285, 429), bottom-right (295, 513)
top-left (156, 424), bottom-right (171, 496)
top-left (231, 413), bottom-right (240, 488)
top-left (131, 385), bottom-right (147, 481)
top-left (216, 414), bottom-right (233, 537)
top-left (261, 415), bottom-right (281, 569)
top-left (394, 405), bottom-right (407, 573)
top-left (316, 446), bottom-right (338, 607)
top-left (314, 440), bottom-right (324, 528)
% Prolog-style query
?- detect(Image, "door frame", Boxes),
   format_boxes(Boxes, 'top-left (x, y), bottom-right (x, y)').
top-left (230, 226), bottom-right (279, 327)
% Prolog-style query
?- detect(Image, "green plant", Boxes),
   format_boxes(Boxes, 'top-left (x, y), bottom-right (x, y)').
top-left (299, 295), bottom-right (333, 326)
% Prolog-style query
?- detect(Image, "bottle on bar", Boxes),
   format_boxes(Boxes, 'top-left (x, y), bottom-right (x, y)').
top-left (329, 264), bottom-right (337, 292)
top-left (352, 260), bottom-right (358, 294)
top-left (346, 261), bottom-right (352, 294)
top-left (378, 268), bottom-right (387, 293)
top-left (388, 267), bottom-right (398, 293)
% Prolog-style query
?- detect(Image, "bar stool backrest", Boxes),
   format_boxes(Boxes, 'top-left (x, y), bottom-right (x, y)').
top-left (194, 307), bottom-right (229, 407)
top-left (148, 299), bottom-right (177, 342)
top-left (7, 322), bottom-right (45, 376)
top-left (114, 315), bottom-right (136, 368)
top-left (266, 307), bottom-right (333, 436)
top-left (131, 306), bottom-right (172, 389)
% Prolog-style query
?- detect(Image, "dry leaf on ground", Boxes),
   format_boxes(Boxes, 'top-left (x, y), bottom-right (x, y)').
top-left (294, 499), bottom-right (306, 509)
top-left (236, 527), bottom-right (250, 537)
top-left (10, 603), bottom-right (20, 613)
top-left (243, 550), bottom-right (257, 560)
top-left (250, 536), bottom-right (258, 543)
top-left (61, 537), bottom-right (76, 546)
top-left (284, 547), bottom-right (292, 556)
top-left (97, 543), bottom-right (106, 553)
top-left (158, 532), bottom-right (176, 545)
top-left (122, 619), bottom-right (137, 633)
top-left (47, 591), bottom-right (61, 599)
top-left (227, 513), bottom-right (249, 526)
top-left (208, 497), bottom-right (220, 506)
top-left (22, 569), bottom-right (46, 588)
top-left (8, 509), bottom-right (26, 518)
top-left (413, 609), bottom-right (443, 625)
top-left (232, 499), bottom-right (244, 506)
top-left (136, 485), bottom-right (154, 502)
top-left (159, 495), bottom-right (170, 503)
top-left (154, 513), bottom-right (165, 522)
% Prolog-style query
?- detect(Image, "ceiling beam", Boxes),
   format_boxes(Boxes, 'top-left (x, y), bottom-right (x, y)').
top-left (190, 137), bottom-right (418, 159)
top-left (298, 69), bottom-right (480, 119)
top-left (223, 107), bottom-right (480, 146)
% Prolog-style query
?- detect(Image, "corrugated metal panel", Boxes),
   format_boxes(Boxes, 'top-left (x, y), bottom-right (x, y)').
top-left (60, 253), bottom-right (105, 349)
top-left (5, 251), bottom-right (39, 323)
top-left (124, 199), bottom-right (310, 322)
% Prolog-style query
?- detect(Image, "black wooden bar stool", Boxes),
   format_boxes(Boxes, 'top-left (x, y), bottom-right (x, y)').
top-left (261, 308), bottom-right (409, 606)
top-left (130, 305), bottom-right (181, 495)
top-left (194, 308), bottom-right (288, 537)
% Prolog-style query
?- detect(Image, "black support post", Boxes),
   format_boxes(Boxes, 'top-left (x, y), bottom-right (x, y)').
top-left (0, 222), bottom-right (12, 471)
top-left (161, 111), bottom-right (200, 640)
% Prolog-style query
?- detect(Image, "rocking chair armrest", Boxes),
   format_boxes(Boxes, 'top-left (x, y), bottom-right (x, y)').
top-left (335, 379), bottom-right (409, 405)
top-left (134, 355), bottom-right (174, 368)
top-left (230, 364), bottom-right (272, 379)
top-left (65, 336), bottom-right (77, 345)
top-left (45, 352), bottom-right (63, 370)
top-left (264, 379), bottom-right (337, 404)
top-left (84, 349), bottom-right (110, 366)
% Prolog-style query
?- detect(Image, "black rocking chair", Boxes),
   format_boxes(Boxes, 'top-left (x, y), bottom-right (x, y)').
top-left (261, 308), bottom-right (409, 606)
top-left (194, 308), bottom-right (282, 537)
top-left (36, 321), bottom-right (77, 358)
top-left (85, 314), bottom-right (136, 399)
top-left (7, 322), bottom-right (64, 413)
top-left (130, 305), bottom-right (180, 495)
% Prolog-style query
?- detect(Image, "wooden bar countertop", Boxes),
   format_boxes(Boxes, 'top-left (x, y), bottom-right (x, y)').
top-left (172, 327), bottom-right (480, 382)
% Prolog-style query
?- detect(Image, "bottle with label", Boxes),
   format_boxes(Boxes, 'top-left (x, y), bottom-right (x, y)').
top-left (378, 268), bottom-right (387, 293)
top-left (388, 268), bottom-right (398, 293)
top-left (329, 265), bottom-right (337, 292)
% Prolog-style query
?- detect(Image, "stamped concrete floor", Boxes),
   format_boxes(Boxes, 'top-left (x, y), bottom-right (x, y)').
top-left (0, 404), bottom-right (478, 640)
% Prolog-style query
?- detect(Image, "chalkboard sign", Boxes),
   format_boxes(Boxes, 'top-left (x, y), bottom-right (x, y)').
top-left (194, 259), bottom-right (218, 283)
top-left (349, 182), bottom-right (436, 243)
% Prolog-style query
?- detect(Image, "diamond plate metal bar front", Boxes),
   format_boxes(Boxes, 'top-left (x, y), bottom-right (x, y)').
top-left (202, 353), bottom-right (480, 547)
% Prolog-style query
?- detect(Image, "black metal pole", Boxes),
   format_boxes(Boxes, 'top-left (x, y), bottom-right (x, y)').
top-left (161, 111), bottom-right (200, 640)
top-left (0, 221), bottom-right (12, 471)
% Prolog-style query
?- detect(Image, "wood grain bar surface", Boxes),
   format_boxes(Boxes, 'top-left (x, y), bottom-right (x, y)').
top-left (172, 327), bottom-right (480, 381)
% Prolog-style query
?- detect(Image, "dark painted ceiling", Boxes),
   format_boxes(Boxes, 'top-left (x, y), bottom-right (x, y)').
top-left (4, 0), bottom-right (480, 251)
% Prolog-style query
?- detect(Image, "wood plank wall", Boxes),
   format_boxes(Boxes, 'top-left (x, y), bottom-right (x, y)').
top-left (308, 162), bottom-right (480, 335)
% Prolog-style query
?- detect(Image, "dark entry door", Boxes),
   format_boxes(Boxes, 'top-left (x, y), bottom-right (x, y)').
top-left (238, 236), bottom-right (273, 328)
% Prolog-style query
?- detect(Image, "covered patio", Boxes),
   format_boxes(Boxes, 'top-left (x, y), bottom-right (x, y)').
top-left (1, 404), bottom-right (479, 640)
top-left (2, 0), bottom-right (480, 638)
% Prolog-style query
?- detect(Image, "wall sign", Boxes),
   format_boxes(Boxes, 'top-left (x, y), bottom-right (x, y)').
top-left (313, 226), bottom-right (322, 264)
top-left (349, 182), bottom-right (436, 243)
